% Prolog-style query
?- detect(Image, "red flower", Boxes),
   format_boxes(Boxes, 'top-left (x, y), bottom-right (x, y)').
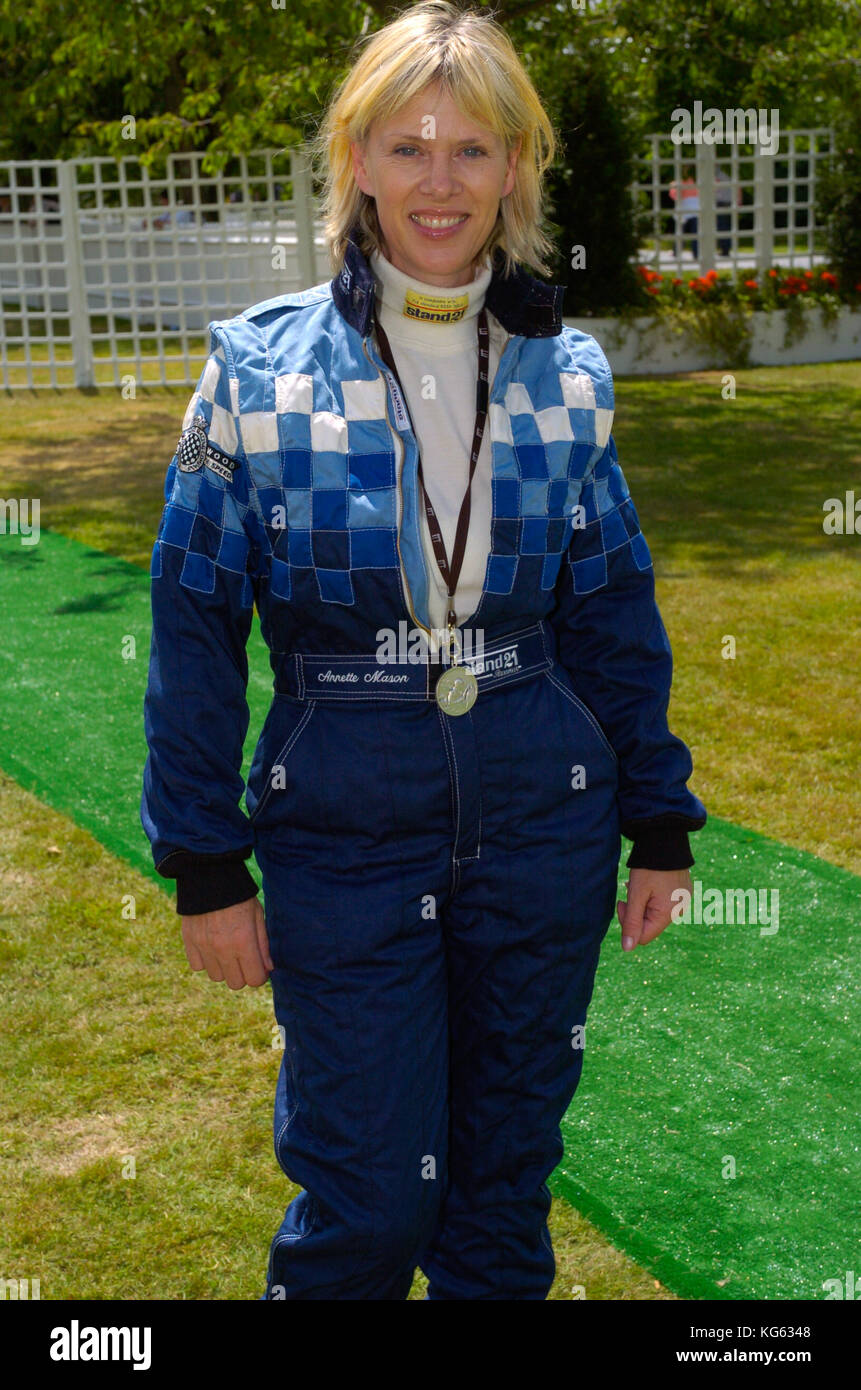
top-left (768, 268), bottom-right (779, 278)
top-left (798, 282), bottom-right (810, 291)
top-left (778, 287), bottom-right (795, 296)
top-left (821, 271), bottom-right (838, 287)
top-left (647, 286), bottom-right (660, 295)
top-left (804, 270), bottom-right (814, 278)
top-left (855, 281), bottom-right (861, 292)
top-left (705, 269), bottom-right (719, 281)
top-left (672, 277), bottom-right (683, 286)
top-left (744, 279), bottom-right (758, 288)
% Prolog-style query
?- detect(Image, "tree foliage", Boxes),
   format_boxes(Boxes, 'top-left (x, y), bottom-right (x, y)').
top-left (816, 113), bottom-right (861, 294)
top-left (540, 44), bottom-right (646, 314)
top-left (2, 0), bottom-right (859, 163)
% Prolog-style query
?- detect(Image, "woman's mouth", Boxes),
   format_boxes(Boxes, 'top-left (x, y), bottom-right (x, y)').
top-left (409, 213), bottom-right (469, 237)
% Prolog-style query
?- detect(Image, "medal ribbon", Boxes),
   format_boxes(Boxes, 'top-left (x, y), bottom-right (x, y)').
top-left (374, 308), bottom-right (489, 657)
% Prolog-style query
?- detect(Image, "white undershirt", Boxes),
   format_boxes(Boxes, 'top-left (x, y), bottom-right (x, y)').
top-left (370, 247), bottom-right (510, 638)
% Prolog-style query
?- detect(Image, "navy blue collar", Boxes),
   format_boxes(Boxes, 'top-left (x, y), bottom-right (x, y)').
top-left (330, 222), bottom-right (565, 338)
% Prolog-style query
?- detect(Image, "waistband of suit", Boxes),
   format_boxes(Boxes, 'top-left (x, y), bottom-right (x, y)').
top-left (273, 622), bottom-right (555, 701)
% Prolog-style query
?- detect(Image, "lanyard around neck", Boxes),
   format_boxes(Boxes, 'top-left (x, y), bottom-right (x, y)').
top-left (373, 308), bottom-right (490, 633)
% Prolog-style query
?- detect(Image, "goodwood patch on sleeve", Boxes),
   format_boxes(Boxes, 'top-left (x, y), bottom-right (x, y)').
top-left (177, 415), bottom-right (208, 472)
top-left (176, 414), bottom-right (240, 480)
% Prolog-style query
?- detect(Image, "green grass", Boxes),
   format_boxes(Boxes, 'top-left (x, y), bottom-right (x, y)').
top-left (615, 363), bottom-right (861, 875)
top-left (1, 359), bottom-right (858, 1298)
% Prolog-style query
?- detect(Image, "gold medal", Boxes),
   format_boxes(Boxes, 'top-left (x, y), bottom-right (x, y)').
top-left (435, 665), bottom-right (479, 716)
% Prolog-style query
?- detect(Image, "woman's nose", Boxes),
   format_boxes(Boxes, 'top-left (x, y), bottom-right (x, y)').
top-left (418, 157), bottom-right (462, 195)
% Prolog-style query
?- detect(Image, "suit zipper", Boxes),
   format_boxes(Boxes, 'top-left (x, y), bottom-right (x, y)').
top-left (362, 332), bottom-right (432, 642)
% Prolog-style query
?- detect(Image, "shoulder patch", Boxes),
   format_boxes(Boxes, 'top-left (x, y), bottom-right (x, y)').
top-left (176, 413), bottom-right (240, 479)
top-left (177, 415), bottom-right (208, 472)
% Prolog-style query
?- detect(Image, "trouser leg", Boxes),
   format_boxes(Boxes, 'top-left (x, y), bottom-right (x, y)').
top-left (255, 701), bottom-right (453, 1300)
top-left (418, 671), bottom-right (620, 1300)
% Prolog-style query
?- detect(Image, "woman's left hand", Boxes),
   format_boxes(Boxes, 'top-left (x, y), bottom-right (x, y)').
top-left (616, 867), bottom-right (692, 951)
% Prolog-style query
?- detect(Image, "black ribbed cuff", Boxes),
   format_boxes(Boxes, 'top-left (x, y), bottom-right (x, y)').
top-left (157, 850), bottom-right (259, 916)
top-left (625, 825), bottom-right (695, 871)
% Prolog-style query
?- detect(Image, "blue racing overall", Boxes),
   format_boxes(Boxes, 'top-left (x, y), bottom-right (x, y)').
top-left (140, 224), bottom-right (707, 1299)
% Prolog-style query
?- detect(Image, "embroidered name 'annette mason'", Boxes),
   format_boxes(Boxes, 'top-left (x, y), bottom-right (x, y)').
top-left (316, 669), bottom-right (410, 684)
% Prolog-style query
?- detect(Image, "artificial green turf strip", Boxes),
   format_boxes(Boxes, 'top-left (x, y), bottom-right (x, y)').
top-left (0, 527), bottom-right (266, 896)
top-left (552, 815), bottom-right (858, 1301)
top-left (1, 525), bottom-right (857, 1301)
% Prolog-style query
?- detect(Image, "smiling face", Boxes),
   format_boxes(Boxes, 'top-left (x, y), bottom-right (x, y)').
top-left (350, 81), bottom-right (520, 288)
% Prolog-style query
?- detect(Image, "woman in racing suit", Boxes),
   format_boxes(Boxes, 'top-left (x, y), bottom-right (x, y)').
top-left (141, 0), bottom-right (706, 1300)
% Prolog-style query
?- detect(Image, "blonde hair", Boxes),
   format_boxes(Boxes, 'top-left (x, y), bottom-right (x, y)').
top-left (306, 0), bottom-right (559, 279)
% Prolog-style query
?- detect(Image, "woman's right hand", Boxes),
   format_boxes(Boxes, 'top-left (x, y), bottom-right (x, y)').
top-left (180, 896), bottom-right (274, 989)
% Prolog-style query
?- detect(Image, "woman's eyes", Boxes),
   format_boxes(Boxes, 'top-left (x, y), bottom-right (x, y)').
top-left (393, 145), bottom-right (487, 157)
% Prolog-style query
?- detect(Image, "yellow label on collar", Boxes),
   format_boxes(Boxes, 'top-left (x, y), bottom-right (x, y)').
top-left (403, 289), bottom-right (469, 323)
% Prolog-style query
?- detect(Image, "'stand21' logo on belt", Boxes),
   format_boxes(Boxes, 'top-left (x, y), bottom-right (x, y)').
top-left (464, 645), bottom-right (521, 680)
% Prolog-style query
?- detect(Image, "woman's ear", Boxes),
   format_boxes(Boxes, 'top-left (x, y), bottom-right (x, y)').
top-left (350, 140), bottom-right (373, 198)
top-left (502, 135), bottom-right (522, 198)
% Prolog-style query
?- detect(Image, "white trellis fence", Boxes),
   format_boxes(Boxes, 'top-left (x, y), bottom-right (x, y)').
top-left (0, 148), bottom-right (324, 390)
top-left (632, 126), bottom-right (835, 272)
